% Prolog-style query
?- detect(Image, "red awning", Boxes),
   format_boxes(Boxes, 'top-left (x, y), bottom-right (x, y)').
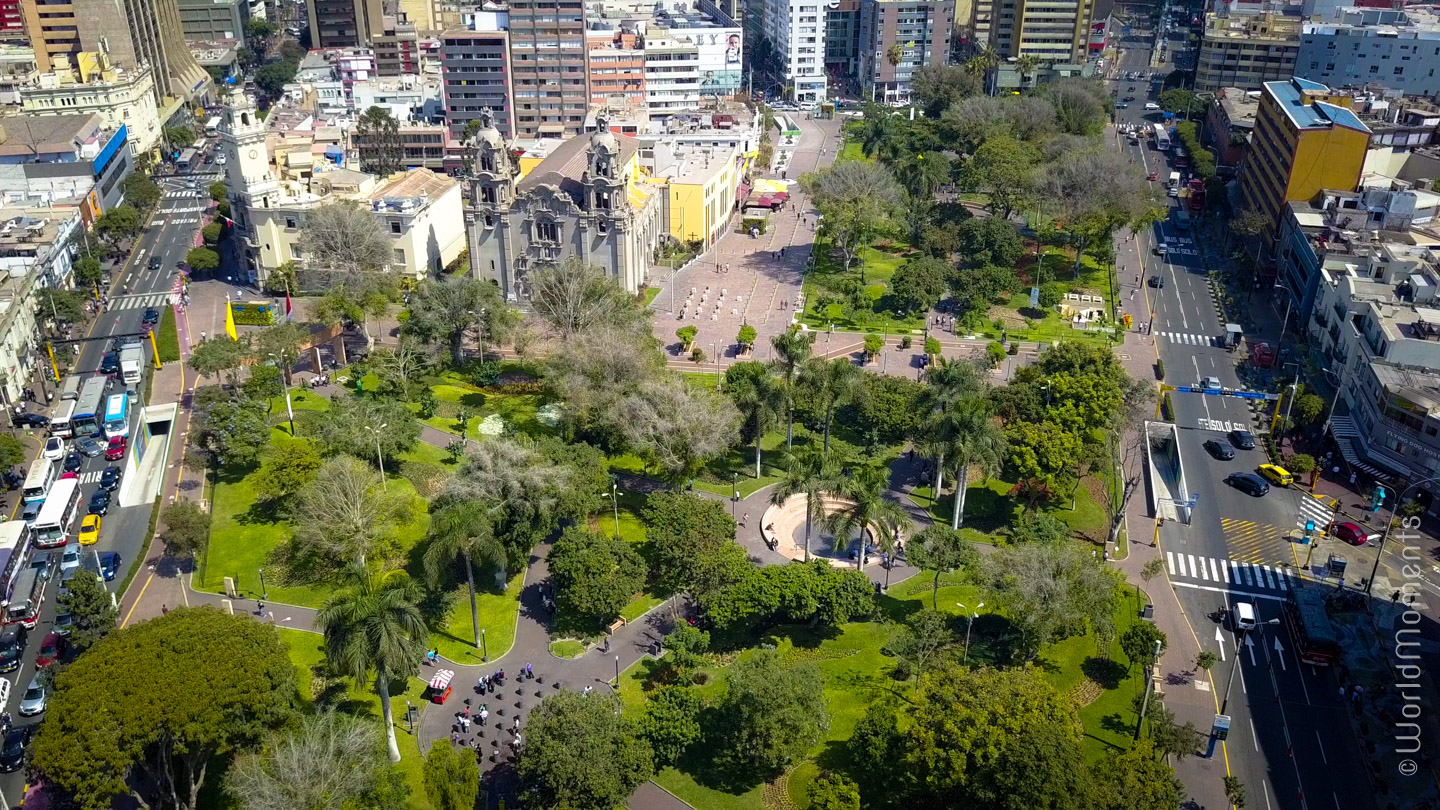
top-left (429, 669), bottom-right (454, 690)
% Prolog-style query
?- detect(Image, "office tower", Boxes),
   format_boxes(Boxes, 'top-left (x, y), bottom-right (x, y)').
top-left (309, 0), bottom-right (385, 48)
top-left (19, 0), bottom-right (211, 103)
top-left (859, 0), bottom-right (953, 105)
top-left (971, 0), bottom-right (1096, 63)
top-left (507, 0), bottom-right (589, 138)
top-left (1195, 11), bottom-right (1301, 92)
top-left (746, 0), bottom-right (827, 103)
top-left (440, 29), bottom-right (515, 142)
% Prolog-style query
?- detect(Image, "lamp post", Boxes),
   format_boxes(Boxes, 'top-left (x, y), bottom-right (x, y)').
top-left (613, 654), bottom-right (620, 686)
top-left (365, 423), bottom-right (388, 488)
top-left (268, 352), bottom-right (295, 436)
top-left (1365, 475), bottom-right (1440, 595)
top-left (1274, 283), bottom-right (1294, 358)
top-left (258, 566), bottom-right (268, 600)
top-left (957, 602), bottom-right (983, 664)
top-left (611, 479), bottom-right (620, 539)
top-left (481, 628), bottom-right (488, 662)
top-left (731, 472), bottom-right (738, 517)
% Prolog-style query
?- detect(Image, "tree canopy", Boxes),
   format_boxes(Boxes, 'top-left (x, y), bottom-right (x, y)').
top-left (518, 691), bottom-right (655, 810)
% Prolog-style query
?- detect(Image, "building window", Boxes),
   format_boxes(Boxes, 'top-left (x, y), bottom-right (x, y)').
top-left (537, 221), bottom-right (558, 242)
top-left (286, 217), bottom-right (297, 229)
top-left (393, 248), bottom-right (406, 266)
top-left (291, 245), bottom-right (303, 259)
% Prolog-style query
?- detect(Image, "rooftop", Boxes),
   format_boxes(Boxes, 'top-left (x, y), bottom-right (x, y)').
top-left (1215, 87), bottom-right (1260, 128)
top-left (0, 113), bottom-right (108, 157)
top-left (1264, 77), bottom-right (1371, 133)
top-left (369, 168), bottom-right (455, 201)
top-left (517, 131), bottom-right (643, 203)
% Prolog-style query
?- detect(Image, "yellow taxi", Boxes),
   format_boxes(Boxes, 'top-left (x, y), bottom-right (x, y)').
top-left (1257, 464), bottom-right (1294, 487)
top-left (78, 514), bottom-right (101, 545)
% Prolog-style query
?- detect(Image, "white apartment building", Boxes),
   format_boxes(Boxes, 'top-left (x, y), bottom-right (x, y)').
top-left (747, 0), bottom-right (828, 104)
top-left (645, 36), bottom-right (702, 115)
top-left (0, 206), bottom-right (82, 407)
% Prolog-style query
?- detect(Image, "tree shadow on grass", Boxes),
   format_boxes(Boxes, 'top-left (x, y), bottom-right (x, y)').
top-left (1081, 656), bottom-right (1128, 690)
top-left (1098, 712), bottom-right (1133, 738)
top-left (459, 392), bottom-right (488, 410)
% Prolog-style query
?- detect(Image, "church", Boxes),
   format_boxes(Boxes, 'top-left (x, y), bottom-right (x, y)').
top-left (465, 109), bottom-right (667, 301)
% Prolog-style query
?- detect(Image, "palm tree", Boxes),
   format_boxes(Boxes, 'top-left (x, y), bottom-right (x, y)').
top-left (918, 358), bottom-right (987, 498)
top-left (423, 501), bottom-right (505, 649)
top-left (799, 357), bottom-right (867, 452)
top-left (729, 366), bottom-right (787, 478)
top-left (940, 399), bottom-right (1007, 530)
top-left (318, 567), bottom-right (428, 763)
top-left (860, 105), bottom-right (902, 161)
top-left (899, 152), bottom-right (951, 202)
top-left (1015, 54), bottom-right (1042, 86)
top-left (886, 44), bottom-right (904, 68)
top-left (828, 464), bottom-right (911, 570)
top-left (770, 329), bottom-right (815, 450)
top-left (770, 449), bottom-right (844, 563)
top-left (965, 47), bottom-right (999, 85)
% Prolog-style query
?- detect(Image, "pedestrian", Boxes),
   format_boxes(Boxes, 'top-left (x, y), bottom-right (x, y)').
top-left (582, 685), bottom-right (592, 696)
top-left (1349, 472), bottom-right (1357, 486)
top-left (161, 604), bottom-right (168, 615)
top-left (257, 600), bottom-right (265, 616)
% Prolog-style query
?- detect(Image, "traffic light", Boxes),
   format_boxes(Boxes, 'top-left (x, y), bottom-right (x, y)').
top-left (1372, 486), bottom-right (1386, 512)
top-left (1305, 519), bottom-right (1315, 537)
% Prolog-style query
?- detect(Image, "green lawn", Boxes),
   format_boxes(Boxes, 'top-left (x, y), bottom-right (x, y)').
top-left (800, 241), bottom-right (928, 335)
top-left (414, 383), bottom-right (553, 440)
top-left (432, 572), bottom-right (525, 665)
top-left (281, 628), bottom-right (434, 810)
top-left (984, 250), bottom-right (1122, 348)
top-left (909, 475), bottom-right (1110, 544)
top-left (199, 432), bottom-right (432, 608)
top-left (837, 140), bottom-right (869, 162)
top-left (155, 307), bottom-right (180, 363)
top-left (644, 287), bottom-right (662, 306)
top-left (550, 639), bottom-right (586, 658)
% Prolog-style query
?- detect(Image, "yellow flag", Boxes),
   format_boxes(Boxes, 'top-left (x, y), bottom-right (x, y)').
top-left (224, 295), bottom-right (238, 341)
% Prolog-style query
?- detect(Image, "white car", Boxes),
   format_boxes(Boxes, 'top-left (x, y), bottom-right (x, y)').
top-left (59, 546), bottom-right (80, 575)
top-left (18, 674), bottom-right (44, 716)
top-left (1202, 376), bottom-right (1222, 391)
top-left (42, 436), bottom-right (65, 461)
top-left (1145, 102), bottom-right (1161, 111)
top-left (215, 154), bottom-right (227, 165)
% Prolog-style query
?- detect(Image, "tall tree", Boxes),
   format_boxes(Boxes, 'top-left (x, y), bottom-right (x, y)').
top-left (798, 356), bottom-right (866, 452)
top-left (963, 135), bottom-right (1038, 220)
top-left (770, 329), bottom-right (815, 449)
top-left (445, 436), bottom-right (575, 572)
top-left (159, 500), bottom-right (212, 560)
top-left (94, 205), bottom-right (142, 254)
top-left (615, 377), bottom-right (739, 482)
top-left (292, 455), bottom-right (412, 571)
top-left (527, 257), bottom-right (646, 340)
top-left (827, 463), bottom-right (910, 567)
top-left (318, 568), bottom-right (428, 763)
top-left (641, 492), bottom-right (747, 601)
top-left (402, 274), bottom-right (518, 365)
top-left (253, 321), bottom-right (311, 386)
top-left (300, 202), bottom-right (396, 346)
top-left (911, 64), bottom-right (981, 116)
top-left (984, 541), bottom-right (1119, 658)
top-left (800, 161), bottom-right (903, 280)
top-left (56, 570), bottom-right (118, 655)
top-left (518, 691), bottom-right (654, 809)
top-left (29, 608), bottom-right (298, 810)
top-left (188, 335), bottom-right (250, 386)
top-left (897, 151), bottom-right (951, 201)
top-left (906, 524), bottom-right (978, 610)
top-left (548, 526), bottom-right (648, 631)
top-left (305, 395), bottom-right (420, 465)
top-left (939, 398), bottom-right (1006, 530)
top-left (227, 711), bottom-right (407, 810)
top-left (355, 106), bottom-right (403, 177)
top-left (725, 361), bottom-right (786, 478)
top-left (769, 448), bottom-right (843, 562)
top-left (421, 741), bottom-right (480, 810)
top-left (715, 648), bottom-right (829, 777)
top-left (424, 501), bottom-right (504, 648)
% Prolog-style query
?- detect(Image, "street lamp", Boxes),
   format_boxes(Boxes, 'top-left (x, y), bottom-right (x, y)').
top-left (1273, 283), bottom-right (1294, 356)
top-left (731, 472), bottom-right (738, 517)
top-left (267, 352), bottom-right (295, 436)
top-left (1365, 475), bottom-right (1440, 595)
top-left (481, 628), bottom-right (488, 662)
top-left (611, 479), bottom-right (620, 539)
top-left (957, 602), bottom-right (983, 665)
top-left (364, 422), bottom-right (388, 488)
top-left (258, 566), bottom-right (268, 600)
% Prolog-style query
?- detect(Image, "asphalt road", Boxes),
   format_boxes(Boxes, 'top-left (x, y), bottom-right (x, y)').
top-left (0, 162), bottom-right (223, 804)
top-left (1103, 42), bottom-right (1378, 810)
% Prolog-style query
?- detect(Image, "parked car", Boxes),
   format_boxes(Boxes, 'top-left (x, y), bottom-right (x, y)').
top-left (1230, 429), bottom-right (1256, 450)
top-left (1329, 521), bottom-right (1376, 546)
top-left (1225, 472), bottom-right (1270, 497)
top-left (1203, 439), bottom-right (1234, 460)
top-left (34, 633), bottom-right (65, 668)
top-left (18, 674), bottom-right (46, 716)
top-left (106, 435), bottom-right (127, 461)
top-left (0, 725), bottom-right (32, 772)
top-left (1147, 171), bottom-right (1159, 181)
top-left (10, 413), bottom-right (48, 429)
top-left (88, 489), bottom-right (111, 516)
top-left (0, 626), bottom-right (26, 673)
top-left (99, 551), bottom-right (121, 581)
top-left (42, 436), bottom-right (65, 461)
top-left (78, 514), bottom-right (101, 545)
top-left (99, 465), bottom-right (121, 491)
top-left (1258, 464), bottom-right (1293, 487)
top-left (75, 436), bottom-right (103, 457)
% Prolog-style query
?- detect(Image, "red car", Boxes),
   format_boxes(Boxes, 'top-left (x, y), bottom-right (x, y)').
top-left (105, 435), bottom-right (127, 461)
top-left (1147, 171), bottom-right (1159, 181)
top-left (35, 632), bottom-right (64, 668)
top-left (1329, 521), bottom-right (1375, 546)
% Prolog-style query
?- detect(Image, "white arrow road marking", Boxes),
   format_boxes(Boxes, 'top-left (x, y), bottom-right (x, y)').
top-left (1273, 636), bottom-right (1287, 672)
top-left (1214, 627), bottom-right (1226, 661)
top-left (1246, 633), bottom-right (1256, 666)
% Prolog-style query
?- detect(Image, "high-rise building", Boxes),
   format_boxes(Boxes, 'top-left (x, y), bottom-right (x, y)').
top-left (308, 0), bottom-right (385, 48)
top-left (1236, 77), bottom-right (1371, 243)
top-left (1299, 7), bottom-right (1440, 97)
top-left (746, 0), bottom-right (827, 104)
top-left (824, 0), bottom-right (861, 83)
top-left (971, 0), bottom-right (1096, 63)
top-left (0, 0), bottom-right (22, 33)
top-left (176, 0), bottom-right (250, 40)
top-left (374, 15), bottom-right (419, 75)
top-left (19, 0), bottom-right (211, 104)
top-left (1194, 11), bottom-right (1301, 92)
top-left (506, 0), bottom-right (589, 138)
top-left (586, 31), bottom-right (646, 111)
top-left (439, 29), bottom-right (514, 168)
top-left (858, 0), bottom-right (953, 105)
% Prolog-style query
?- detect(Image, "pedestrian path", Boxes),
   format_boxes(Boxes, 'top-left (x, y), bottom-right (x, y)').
top-left (107, 293), bottom-right (171, 311)
top-left (1296, 492), bottom-right (1336, 531)
top-left (1166, 550), bottom-right (1295, 600)
top-left (1159, 331), bottom-right (1220, 347)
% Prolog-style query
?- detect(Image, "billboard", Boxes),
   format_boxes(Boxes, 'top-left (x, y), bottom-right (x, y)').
top-left (682, 27), bottom-right (743, 94)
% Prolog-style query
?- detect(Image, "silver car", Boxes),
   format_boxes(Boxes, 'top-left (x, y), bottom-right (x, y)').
top-left (18, 674), bottom-right (45, 716)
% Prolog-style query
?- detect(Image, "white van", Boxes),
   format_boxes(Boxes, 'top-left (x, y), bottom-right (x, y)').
top-left (1233, 601), bottom-right (1257, 632)
top-left (1145, 102), bottom-right (1161, 111)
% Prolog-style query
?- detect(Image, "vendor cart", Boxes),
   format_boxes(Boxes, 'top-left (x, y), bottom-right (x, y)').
top-left (427, 669), bottom-right (455, 704)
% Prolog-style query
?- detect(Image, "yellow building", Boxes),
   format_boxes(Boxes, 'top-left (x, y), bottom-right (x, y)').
top-left (20, 51), bottom-right (163, 156)
top-left (651, 142), bottom-right (741, 247)
top-left (1237, 77), bottom-right (1371, 242)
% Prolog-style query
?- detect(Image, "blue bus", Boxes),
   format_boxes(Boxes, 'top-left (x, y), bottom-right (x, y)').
top-left (72, 376), bottom-right (108, 437)
top-left (102, 393), bottom-right (129, 440)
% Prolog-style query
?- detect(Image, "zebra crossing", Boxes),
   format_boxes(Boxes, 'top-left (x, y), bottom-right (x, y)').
top-left (108, 293), bottom-right (170, 311)
top-left (1296, 493), bottom-right (1337, 531)
top-left (1166, 550), bottom-right (1294, 593)
top-left (1159, 331), bottom-right (1220, 347)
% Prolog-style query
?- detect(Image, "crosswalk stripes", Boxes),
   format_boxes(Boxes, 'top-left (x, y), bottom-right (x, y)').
top-left (1166, 551), bottom-right (1292, 592)
top-left (108, 293), bottom-right (170, 311)
top-left (1296, 494), bottom-right (1335, 530)
top-left (1160, 331), bottom-right (1218, 347)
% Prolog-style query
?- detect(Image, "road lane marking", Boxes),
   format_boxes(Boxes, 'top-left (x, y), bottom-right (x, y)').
top-left (1170, 581), bottom-right (1287, 601)
top-left (1166, 550), bottom-right (1176, 575)
top-left (1210, 558), bottom-right (1221, 581)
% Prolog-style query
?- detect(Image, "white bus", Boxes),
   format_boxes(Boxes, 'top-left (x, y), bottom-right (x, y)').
top-left (49, 399), bottom-right (75, 438)
top-left (3, 565), bottom-right (41, 629)
top-left (0, 522), bottom-right (29, 599)
top-left (73, 375), bottom-right (107, 437)
top-left (103, 393), bottom-right (129, 440)
top-left (21, 456), bottom-right (56, 505)
top-left (205, 116), bottom-right (221, 136)
top-left (32, 476), bottom-right (80, 549)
